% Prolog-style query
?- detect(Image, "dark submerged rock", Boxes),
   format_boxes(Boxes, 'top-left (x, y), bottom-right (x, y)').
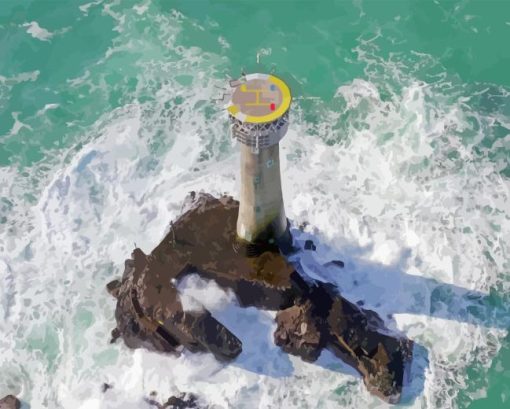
top-left (101, 383), bottom-right (113, 393)
top-left (0, 395), bottom-right (21, 409)
top-left (145, 392), bottom-right (199, 409)
top-left (107, 193), bottom-right (413, 404)
top-left (164, 393), bottom-right (199, 409)
top-left (304, 239), bottom-right (316, 251)
top-left (326, 259), bottom-right (345, 268)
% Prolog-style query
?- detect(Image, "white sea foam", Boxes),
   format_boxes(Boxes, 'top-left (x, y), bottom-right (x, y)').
top-left (8, 112), bottom-right (33, 136)
top-left (0, 71), bottom-right (40, 85)
top-left (79, 0), bottom-right (104, 15)
top-left (21, 21), bottom-right (54, 41)
top-left (177, 275), bottom-right (237, 313)
top-left (218, 36), bottom-right (231, 49)
top-left (35, 104), bottom-right (59, 117)
top-left (133, 4), bottom-right (149, 16)
top-left (0, 4), bottom-right (509, 409)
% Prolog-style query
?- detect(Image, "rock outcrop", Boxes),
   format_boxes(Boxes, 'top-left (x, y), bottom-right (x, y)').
top-left (274, 298), bottom-right (325, 362)
top-left (0, 395), bottom-right (21, 409)
top-left (108, 193), bottom-right (413, 403)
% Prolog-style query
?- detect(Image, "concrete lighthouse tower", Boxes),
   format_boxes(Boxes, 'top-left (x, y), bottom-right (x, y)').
top-left (227, 73), bottom-right (292, 246)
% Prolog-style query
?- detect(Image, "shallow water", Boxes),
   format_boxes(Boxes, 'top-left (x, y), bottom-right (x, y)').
top-left (0, 1), bottom-right (509, 408)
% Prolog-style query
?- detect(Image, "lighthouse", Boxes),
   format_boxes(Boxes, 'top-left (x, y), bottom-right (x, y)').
top-left (227, 73), bottom-right (292, 247)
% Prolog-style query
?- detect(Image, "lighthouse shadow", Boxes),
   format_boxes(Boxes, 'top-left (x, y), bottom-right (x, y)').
top-left (202, 283), bottom-right (378, 380)
top-left (287, 228), bottom-right (509, 331)
top-left (212, 299), bottom-right (389, 381)
top-left (284, 226), bottom-right (509, 403)
top-left (209, 265), bottom-right (428, 404)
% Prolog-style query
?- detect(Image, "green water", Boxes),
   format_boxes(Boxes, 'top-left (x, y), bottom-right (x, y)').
top-left (1, 1), bottom-right (509, 408)
top-left (3, 1), bottom-right (510, 166)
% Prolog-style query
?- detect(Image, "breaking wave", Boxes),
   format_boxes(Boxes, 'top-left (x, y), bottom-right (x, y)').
top-left (0, 2), bottom-right (508, 408)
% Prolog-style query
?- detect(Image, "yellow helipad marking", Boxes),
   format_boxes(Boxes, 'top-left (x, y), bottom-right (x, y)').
top-left (228, 74), bottom-right (291, 124)
top-left (241, 87), bottom-right (266, 106)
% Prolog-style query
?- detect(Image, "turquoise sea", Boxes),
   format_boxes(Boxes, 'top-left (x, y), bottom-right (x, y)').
top-left (0, 1), bottom-right (509, 408)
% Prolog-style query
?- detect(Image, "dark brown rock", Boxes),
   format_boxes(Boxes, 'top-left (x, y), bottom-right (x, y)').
top-left (108, 193), bottom-right (413, 403)
top-left (112, 273), bottom-right (241, 361)
top-left (326, 291), bottom-right (412, 404)
top-left (0, 395), bottom-right (20, 409)
top-left (274, 299), bottom-right (325, 362)
top-left (110, 327), bottom-right (121, 343)
top-left (276, 281), bottom-right (412, 402)
top-left (106, 279), bottom-right (122, 298)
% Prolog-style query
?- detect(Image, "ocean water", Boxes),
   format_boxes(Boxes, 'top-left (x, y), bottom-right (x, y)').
top-left (0, 0), bottom-right (509, 408)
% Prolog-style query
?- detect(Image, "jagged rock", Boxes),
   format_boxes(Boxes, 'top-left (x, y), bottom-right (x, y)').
top-left (106, 279), bottom-right (121, 298)
top-left (113, 268), bottom-right (241, 361)
top-left (326, 293), bottom-right (412, 404)
top-left (110, 328), bottom-right (121, 343)
top-left (0, 395), bottom-right (20, 409)
top-left (276, 281), bottom-right (412, 402)
top-left (274, 299), bottom-right (325, 362)
top-left (107, 193), bottom-right (413, 403)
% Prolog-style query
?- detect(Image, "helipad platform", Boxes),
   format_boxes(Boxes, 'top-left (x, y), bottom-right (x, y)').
top-left (227, 73), bottom-right (291, 124)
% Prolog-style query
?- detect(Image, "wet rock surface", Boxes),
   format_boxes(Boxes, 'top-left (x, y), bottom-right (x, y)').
top-left (0, 395), bottom-right (21, 409)
top-left (274, 298), bottom-right (325, 362)
top-left (108, 193), bottom-right (413, 403)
